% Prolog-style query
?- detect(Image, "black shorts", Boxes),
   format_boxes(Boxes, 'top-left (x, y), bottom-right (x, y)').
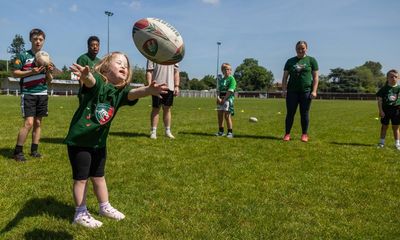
top-left (21, 94), bottom-right (48, 118)
top-left (67, 145), bottom-right (107, 180)
top-left (152, 90), bottom-right (174, 108)
top-left (381, 107), bottom-right (400, 125)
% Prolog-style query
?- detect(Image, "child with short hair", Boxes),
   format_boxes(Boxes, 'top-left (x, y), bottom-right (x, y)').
top-left (64, 52), bottom-right (167, 228)
top-left (376, 69), bottom-right (400, 149)
top-left (215, 63), bottom-right (237, 138)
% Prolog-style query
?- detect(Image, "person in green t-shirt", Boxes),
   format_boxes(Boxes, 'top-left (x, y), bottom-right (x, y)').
top-left (65, 52), bottom-right (167, 228)
top-left (376, 69), bottom-right (400, 149)
top-left (76, 36), bottom-right (101, 103)
top-left (12, 28), bottom-right (54, 162)
top-left (281, 41), bottom-right (319, 142)
top-left (216, 63), bottom-right (237, 138)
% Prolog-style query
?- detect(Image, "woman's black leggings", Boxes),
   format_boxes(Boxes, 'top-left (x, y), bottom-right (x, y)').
top-left (285, 91), bottom-right (312, 134)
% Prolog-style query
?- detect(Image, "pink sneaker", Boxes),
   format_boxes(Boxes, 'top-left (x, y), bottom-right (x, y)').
top-left (301, 134), bottom-right (309, 142)
top-left (283, 134), bottom-right (290, 141)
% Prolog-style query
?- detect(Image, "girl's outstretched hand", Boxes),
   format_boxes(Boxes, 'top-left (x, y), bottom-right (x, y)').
top-left (149, 81), bottom-right (168, 98)
top-left (70, 63), bottom-right (90, 80)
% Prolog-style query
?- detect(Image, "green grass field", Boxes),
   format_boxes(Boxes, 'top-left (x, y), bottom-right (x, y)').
top-left (0, 95), bottom-right (399, 239)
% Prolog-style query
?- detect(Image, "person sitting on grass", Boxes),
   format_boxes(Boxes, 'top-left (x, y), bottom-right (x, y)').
top-left (64, 52), bottom-right (167, 228)
top-left (376, 69), bottom-right (400, 149)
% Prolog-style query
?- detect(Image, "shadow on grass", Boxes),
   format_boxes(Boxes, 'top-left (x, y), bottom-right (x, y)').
top-left (0, 147), bottom-right (14, 159)
top-left (0, 197), bottom-right (74, 235)
top-left (110, 131), bottom-right (148, 138)
top-left (40, 137), bottom-right (65, 144)
top-left (330, 141), bottom-right (374, 147)
top-left (25, 229), bottom-right (73, 240)
top-left (179, 131), bottom-right (281, 140)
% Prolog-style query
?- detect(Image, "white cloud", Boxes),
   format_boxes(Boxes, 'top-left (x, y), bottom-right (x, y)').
top-left (70, 4), bottom-right (78, 12)
top-left (202, 0), bottom-right (220, 5)
top-left (38, 7), bottom-right (54, 14)
top-left (122, 1), bottom-right (141, 10)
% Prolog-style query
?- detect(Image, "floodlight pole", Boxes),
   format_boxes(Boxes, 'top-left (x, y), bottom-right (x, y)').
top-left (105, 11), bottom-right (114, 54)
top-left (216, 41), bottom-right (222, 90)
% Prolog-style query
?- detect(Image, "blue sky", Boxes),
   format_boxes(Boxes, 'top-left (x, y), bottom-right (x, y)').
top-left (1, 0), bottom-right (399, 81)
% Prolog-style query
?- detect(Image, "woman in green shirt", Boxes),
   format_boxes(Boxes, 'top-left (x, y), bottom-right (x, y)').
top-left (281, 41), bottom-right (319, 142)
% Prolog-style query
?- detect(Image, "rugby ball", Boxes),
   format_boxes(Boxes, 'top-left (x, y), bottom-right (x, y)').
top-left (35, 51), bottom-right (51, 67)
top-left (132, 18), bottom-right (185, 65)
top-left (249, 117), bottom-right (258, 123)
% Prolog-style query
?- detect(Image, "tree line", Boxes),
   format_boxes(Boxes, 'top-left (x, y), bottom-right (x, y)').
top-left (1, 34), bottom-right (388, 93)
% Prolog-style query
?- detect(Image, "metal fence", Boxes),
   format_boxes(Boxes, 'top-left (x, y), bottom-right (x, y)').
top-left (0, 87), bottom-right (377, 100)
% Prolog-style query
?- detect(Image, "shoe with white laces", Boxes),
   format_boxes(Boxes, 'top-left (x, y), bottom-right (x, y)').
top-left (377, 143), bottom-right (384, 148)
top-left (165, 131), bottom-right (175, 139)
top-left (150, 132), bottom-right (157, 139)
top-left (73, 211), bottom-right (103, 228)
top-left (99, 206), bottom-right (125, 220)
top-left (226, 132), bottom-right (234, 138)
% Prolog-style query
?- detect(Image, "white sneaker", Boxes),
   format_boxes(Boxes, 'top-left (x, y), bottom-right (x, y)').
top-left (150, 132), bottom-right (157, 139)
top-left (226, 132), bottom-right (234, 138)
top-left (99, 206), bottom-right (125, 220)
top-left (73, 211), bottom-right (103, 228)
top-left (165, 132), bottom-right (175, 139)
top-left (395, 144), bottom-right (400, 150)
top-left (377, 143), bottom-right (384, 148)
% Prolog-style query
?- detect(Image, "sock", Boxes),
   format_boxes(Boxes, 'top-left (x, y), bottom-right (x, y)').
top-left (151, 127), bottom-right (157, 133)
top-left (396, 140), bottom-right (400, 146)
top-left (31, 143), bottom-right (38, 153)
top-left (228, 129), bottom-right (233, 134)
top-left (379, 138), bottom-right (385, 145)
top-left (165, 127), bottom-right (171, 134)
top-left (14, 145), bottom-right (23, 155)
top-left (219, 127), bottom-right (224, 133)
top-left (99, 201), bottom-right (111, 212)
top-left (74, 205), bottom-right (87, 218)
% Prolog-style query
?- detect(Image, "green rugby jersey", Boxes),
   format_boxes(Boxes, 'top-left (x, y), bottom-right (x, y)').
top-left (64, 73), bottom-right (138, 148)
top-left (13, 50), bottom-right (48, 95)
top-left (284, 55), bottom-right (319, 93)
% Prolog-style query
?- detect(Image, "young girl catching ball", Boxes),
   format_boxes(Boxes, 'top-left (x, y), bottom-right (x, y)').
top-left (64, 52), bottom-right (167, 228)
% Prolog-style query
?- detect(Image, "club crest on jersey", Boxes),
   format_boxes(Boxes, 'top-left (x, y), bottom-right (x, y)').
top-left (95, 103), bottom-right (114, 125)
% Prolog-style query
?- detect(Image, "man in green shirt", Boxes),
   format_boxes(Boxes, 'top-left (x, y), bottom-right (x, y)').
top-left (76, 36), bottom-right (100, 103)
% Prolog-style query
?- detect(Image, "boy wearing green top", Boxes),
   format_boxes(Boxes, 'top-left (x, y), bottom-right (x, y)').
top-left (376, 69), bottom-right (400, 149)
top-left (12, 28), bottom-right (54, 161)
top-left (216, 63), bottom-right (237, 138)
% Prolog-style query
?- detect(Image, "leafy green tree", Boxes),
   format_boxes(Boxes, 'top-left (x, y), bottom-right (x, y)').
top-left (234, 58), bottom-right (274, 91)
top-left (8, 34), bottom-right (25, 60)
top-left (201, 74), bottom-right (216, 89)
top-left (188, 78), bottom-right (207, 90)
top-left (132, 65), bottom-right (146, 84)
top-left (317, 74), bottom-right (331, 92)
top-left (362, 61), bottom-right (384, 78)
top-left (180, 71), bottom-right (189, 89)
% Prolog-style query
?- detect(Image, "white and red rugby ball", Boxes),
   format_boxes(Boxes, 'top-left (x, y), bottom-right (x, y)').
top-left (132, 18), bottom-right (185, 65)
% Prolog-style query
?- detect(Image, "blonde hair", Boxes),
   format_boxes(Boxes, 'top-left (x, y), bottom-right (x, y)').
top-left (221, 63), bottom-right (231, 72)
top-left (94, 51), bottom-right (132, 88)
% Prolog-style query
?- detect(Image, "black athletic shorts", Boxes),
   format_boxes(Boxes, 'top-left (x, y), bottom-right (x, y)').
top-left (21, 94), bottom-right (48, 118)
top-left (67, 145), bottom-right (107, 180)
top-left (381, 107), bottom-right (400, 125)
top-left (152, 90), bottom-right (174, 108)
